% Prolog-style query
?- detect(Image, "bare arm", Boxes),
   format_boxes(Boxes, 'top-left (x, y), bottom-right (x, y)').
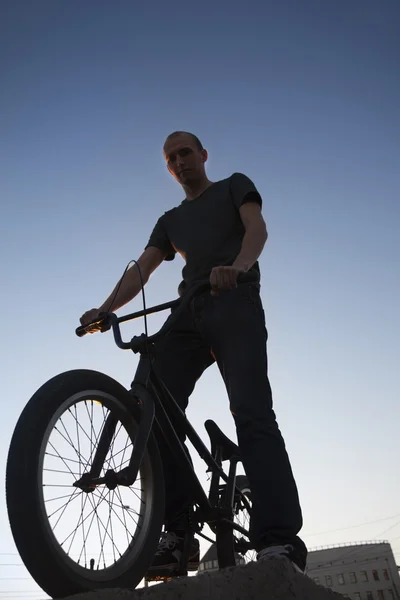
top-left (99, 246), bottom-right (165, 313)
top-left (210, 202), bottom-right (267, 294)
top-left (232, 202), bottom-right (268, 271)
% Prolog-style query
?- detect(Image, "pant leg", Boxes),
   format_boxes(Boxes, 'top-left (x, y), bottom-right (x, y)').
top-left (201, 283), bottom-right (306, 559)
top-left (132, 304), bottom-right (214, 530)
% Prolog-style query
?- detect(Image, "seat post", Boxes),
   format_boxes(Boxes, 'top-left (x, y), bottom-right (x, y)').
top-left (220, 456), bottom-right (239, 512)
top-left (208, 446), bottom-right (223, 507)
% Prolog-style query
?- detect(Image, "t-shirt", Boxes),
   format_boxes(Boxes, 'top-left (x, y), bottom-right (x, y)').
top-left (145, 172), bottom-right (262, 294)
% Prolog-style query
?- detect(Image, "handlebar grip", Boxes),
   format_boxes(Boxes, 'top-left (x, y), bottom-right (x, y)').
top-left (75, 313), bottom-right (111, 338)
top-left (75, 325), bottom-right (88, 337)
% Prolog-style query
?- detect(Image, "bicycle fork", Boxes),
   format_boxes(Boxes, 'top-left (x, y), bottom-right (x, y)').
top-left (73, 384), bottom-right (155, 492)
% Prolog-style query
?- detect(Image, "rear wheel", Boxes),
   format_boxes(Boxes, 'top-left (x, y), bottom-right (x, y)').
top-left (215, 474), bottom-right (255, 568)
top-left (232, 475), bottom-right (256, 564)
top-left (6, 369), bottom-right (164, 598)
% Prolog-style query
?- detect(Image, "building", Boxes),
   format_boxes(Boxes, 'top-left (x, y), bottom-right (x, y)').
top-left (198, 543), bottom-right (246, 573)
top-left (306, 540), bottom-right (400, 600)
top-left (198, 538), bottom-right (400, 600)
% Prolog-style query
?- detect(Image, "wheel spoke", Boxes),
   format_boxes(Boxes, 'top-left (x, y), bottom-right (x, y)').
top-left (80, 492), bottom-right (87, 566)
top-left (82, 407), bottom-right (109, 473)
top-left (40, 393), bottom-right (152, 575)
top-left (66, 408), bottom-right (102, 460)
top-left (115, 485), bottom-right (141, 524)
top-left (77, 490), bottom-right (103, 566)
top-left (45, 452), bottom-right (83, 465)
top-left (74, 404), bottom-right (82, 478)
top-left (114, 486), bottom-right (131, 546)
top-left (45, 492), bottom-right (80, 503)
top-left (91, 493), bottom-right (136, 546)
top-left (65, 493), bottom-right (90, 555)
top-left (49, 488), bottom-right (81, 528)
top-left (233, 487), bottom-right (256, 563)
top-left (108, 491), bottom-right (117, 563)
top-left (53, 423), bottom-right (88, 466)
top-left (59, 495), bottom-right (99, 548)
top-left (44, 468), bottom-right (81, 475)
top-left (47, 440), bottom-right (85, 479)
top-left (127, 486), bottom-right (144, 504)
top-left (86, 491), bottom-right (122, 568)
top-left (92, 489), bottom-right (139, 530)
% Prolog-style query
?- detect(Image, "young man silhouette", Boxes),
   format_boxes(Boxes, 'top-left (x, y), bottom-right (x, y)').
top-left (80, 131), bottom-right (307, 575)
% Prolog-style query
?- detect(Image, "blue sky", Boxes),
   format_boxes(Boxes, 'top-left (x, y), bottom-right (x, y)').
top-left (0, 0), bottom-right (399, 597)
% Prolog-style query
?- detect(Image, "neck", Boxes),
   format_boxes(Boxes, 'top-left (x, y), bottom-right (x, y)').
top-left (183, 177), bottom-right (213, 201)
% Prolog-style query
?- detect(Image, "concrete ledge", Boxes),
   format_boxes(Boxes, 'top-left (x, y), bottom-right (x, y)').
top-left (62, 559), bottom-right (347, 600)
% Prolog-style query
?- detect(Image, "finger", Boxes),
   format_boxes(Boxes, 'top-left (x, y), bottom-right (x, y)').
top-left (222, 268), bottom-right (232, 290)
top-left (210, 269), bottom-right (219, 294)
top-left (230, 269), bottom-right (239, 288)
top-left (100, 315), bottom-right (112, 332)
top-left (228, 269), bottom-right (237, 289)
top-left (216, 268), bottom-right (225, 291)
top-left (81, 310), bottom-right (96, 325)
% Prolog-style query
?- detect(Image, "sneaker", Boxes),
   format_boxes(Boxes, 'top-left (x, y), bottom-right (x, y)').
top-left (257, 544), bottom-right (305, 574)
top-left (146, 531), bottom-right (200, 576)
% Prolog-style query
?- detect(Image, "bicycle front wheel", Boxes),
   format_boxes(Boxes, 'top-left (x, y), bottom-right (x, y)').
top-left (6, 369), bottom-right (164, 598)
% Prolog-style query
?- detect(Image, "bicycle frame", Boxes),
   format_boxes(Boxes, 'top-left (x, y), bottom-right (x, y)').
top-left (76, 292), bottom-right (251, 538)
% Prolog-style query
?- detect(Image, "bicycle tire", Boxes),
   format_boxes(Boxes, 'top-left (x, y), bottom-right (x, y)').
top-left (5, 369), bottom-right (165, 598)
top-left (215, 474), bottom-right (253, 568)
top-left (232, 476), bottom-right (256, 563)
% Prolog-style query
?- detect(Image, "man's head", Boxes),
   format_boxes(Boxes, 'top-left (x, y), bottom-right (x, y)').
top-left (163, 131), bottom-right (208, 186)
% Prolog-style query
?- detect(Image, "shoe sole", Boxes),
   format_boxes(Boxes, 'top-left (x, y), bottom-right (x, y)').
top-left (146, 560), bottom-right (199, 575)
top-left (257, 554), bottom-right (304, 574)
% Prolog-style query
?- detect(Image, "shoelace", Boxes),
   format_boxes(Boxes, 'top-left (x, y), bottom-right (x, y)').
top-left (155, 532), bottom-right (181, 556)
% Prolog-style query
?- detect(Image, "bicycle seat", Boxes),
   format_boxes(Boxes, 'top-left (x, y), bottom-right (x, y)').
top-left (204, 419), bottom-right (240, 462)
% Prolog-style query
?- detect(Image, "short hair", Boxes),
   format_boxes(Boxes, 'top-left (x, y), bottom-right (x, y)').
top-left (164, 131), bottom-right (203, 151)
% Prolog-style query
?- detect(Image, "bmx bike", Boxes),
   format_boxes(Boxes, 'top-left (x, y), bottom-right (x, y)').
top-left (6, 280), bottom-right (255, 598)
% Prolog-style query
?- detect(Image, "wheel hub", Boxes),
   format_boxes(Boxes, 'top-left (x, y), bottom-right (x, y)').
top-left (73, 469), bottom-right (119, 492)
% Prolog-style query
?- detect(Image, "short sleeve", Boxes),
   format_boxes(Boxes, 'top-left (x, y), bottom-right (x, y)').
top-left (145, 216), bottom-right (176, 261)
top-left (230, 172), bottom-right (262, 210)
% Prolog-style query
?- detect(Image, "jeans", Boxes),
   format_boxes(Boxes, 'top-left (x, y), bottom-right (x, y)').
top-left (133, 282), bottom-right (307, 560)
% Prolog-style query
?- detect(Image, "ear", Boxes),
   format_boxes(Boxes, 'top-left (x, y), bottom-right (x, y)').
top-left (201, 149), bottom-right (208, 164)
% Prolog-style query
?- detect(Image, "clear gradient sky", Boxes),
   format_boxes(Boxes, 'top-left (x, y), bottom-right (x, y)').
top-left (1, 1), bottom-right (399, 598)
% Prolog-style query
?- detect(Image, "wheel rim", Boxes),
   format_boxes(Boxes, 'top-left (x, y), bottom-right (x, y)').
top-left (233, 486), bottom-right (257, 564)
top-left (37, 390), bottom-right (156, 581)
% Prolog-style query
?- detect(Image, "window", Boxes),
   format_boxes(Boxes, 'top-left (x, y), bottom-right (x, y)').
top-left (313, 577), bottom-right (320, 585)
top-left (366, 592), bottom-right (374, 600)
top-left (387, 590), bottom-right (394, 599)
top-left (360, 571), bottom-right (369, 582)
top-left (373, 570), bottom-right (380, 581)
top-left (383, 569), bottom-right (390, 581)
top-left (354, 594), bottom-right (361, 600)
top-left (325, 575), bottom-right (333, 586)
top-left (349, 572), bottom-right (357, 584)
top-left (337, 573), bottom-right (345, 585)
top-left (377, 591), bottom-right (385, 600)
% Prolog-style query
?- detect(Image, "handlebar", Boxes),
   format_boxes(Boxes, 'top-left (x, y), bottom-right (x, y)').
top-left (76, 274), bottom-right (258, 352)
top-left (75, 279), bottom-right (212, 350)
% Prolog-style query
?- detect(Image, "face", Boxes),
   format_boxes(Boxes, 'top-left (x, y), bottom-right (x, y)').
top-left (163, 134), bottom-right (208, 185)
